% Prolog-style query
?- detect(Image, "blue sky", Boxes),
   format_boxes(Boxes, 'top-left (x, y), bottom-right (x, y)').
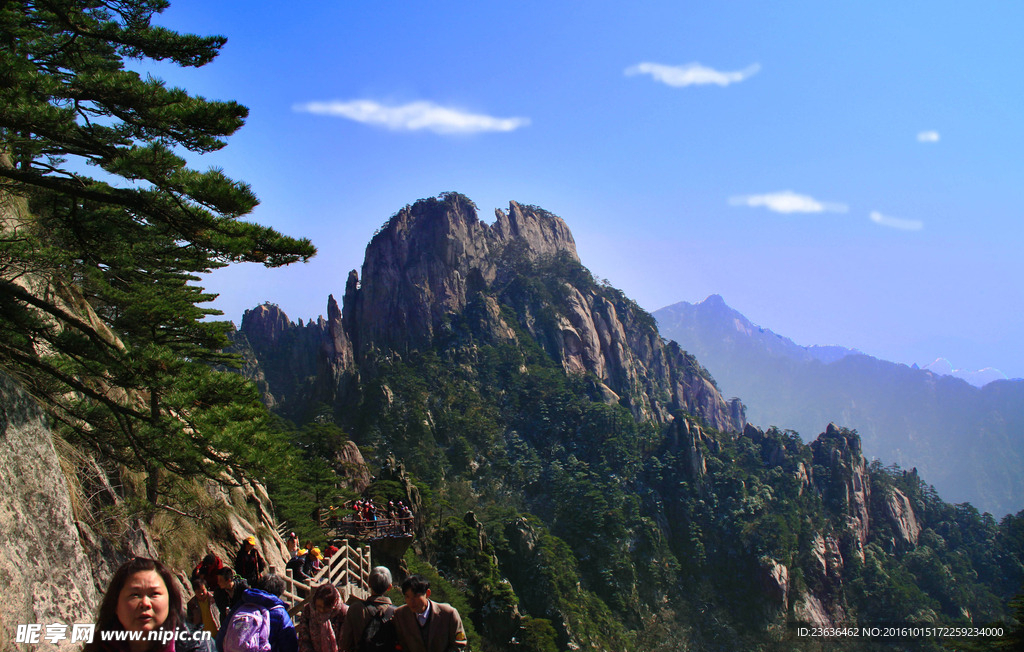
top-left (147, 1), bottom-right (1024, 379)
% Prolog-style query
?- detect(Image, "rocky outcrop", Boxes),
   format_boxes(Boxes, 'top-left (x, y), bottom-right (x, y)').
top-left (666, 418), bottom-right (716, 480)
top-left (812, 424), bottom-right (871, 552)
top-left (335, 441), bottom-right (372, 494)
top-left (236, 298), bottom-right (356, 418)
top-left (759, 558), bottom-right (789, 606)
top-left (882, 487), bottom-right (921, 548)
top-left (1, 373), bottom-right (98, 652)
top-left (809, 532), bottom-right (844, 586)
top-left (353, 195), bottom-right (577, 355)
top-left (795, 532), bottom-right (848, 628)
top-left (794, 593), bottom-right (837, 629)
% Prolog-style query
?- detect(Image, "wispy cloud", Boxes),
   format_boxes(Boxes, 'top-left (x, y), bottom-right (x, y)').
top-left (292, 100), bottom-right (530, 134)
top-left (870, 211), bottom-right (923, 231)
top-left (625, 62), bottom-right (760, 87)
top-left (917, 131), bottom-right (940, 143)
top-left (728, 191), bottom-right (848, 214)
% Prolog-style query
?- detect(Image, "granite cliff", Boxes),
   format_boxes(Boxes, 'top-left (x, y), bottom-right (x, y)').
top-left (237, 193), bottom-right (744, 432)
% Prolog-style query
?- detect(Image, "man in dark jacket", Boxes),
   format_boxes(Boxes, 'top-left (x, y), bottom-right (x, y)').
top-left (234, 535), bottom-right (266, 586)
top-left (217, 574), bottom-right (297, 652)
top-left (215, 567), bottom-right (249, 624)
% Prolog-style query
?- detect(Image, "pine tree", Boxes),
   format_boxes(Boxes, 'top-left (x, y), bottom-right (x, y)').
top-left (0, 0), bottom-right (316, 497)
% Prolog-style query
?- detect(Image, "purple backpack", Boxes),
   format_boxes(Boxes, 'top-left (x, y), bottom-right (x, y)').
top-left (223, 603), bottom-right (271, 652)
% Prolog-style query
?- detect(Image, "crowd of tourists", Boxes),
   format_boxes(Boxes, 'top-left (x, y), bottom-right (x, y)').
top-left (83, 537), bottom-right (467, 652)
top-left (348, 498), bottom-right (413, 523)
top-left (324, 499), bottom-right (415, 539)
top-left (283, 533), bottom-right (343, 583)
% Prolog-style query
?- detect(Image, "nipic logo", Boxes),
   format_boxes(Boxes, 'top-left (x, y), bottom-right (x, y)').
top-left (15, 623), bottom-right (211, 645)
top-left (16, 623), bottom-right (96, 644)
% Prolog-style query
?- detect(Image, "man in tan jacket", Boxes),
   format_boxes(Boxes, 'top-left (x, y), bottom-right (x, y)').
top-left (338, 566), bottom-right (397, 652)
top-left (393, 575), bottom-right (468, 652)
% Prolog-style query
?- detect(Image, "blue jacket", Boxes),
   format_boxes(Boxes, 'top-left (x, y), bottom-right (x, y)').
top-left (216, 588), bottom-right (297, 652)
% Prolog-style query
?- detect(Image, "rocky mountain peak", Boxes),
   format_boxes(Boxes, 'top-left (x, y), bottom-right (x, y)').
top-left (354, 193), bottom-right (580, 355)
top-left (235, 193), bottom-right (743, 431)
top-left (240, 302), bottom-right (292, 348)
top-left (812, 423), bottom-right (871, 550)
top-left (492, 200), bottom-right (579, 262)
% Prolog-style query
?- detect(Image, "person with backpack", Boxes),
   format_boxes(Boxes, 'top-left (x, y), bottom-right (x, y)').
top-left (337, 566), bottom-right (398, 652)
top-left (296, 584), bottom-right (348, 652)
top-left (217, 574), bottom-right (297, 652)
top-left (393, 576), bottom-right (467, 652)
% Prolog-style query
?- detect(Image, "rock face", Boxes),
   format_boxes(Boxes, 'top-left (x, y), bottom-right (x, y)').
top-left (796, 532), bottom-right (847, 627)
top-left (666, 418), bottom-right (717, 480)
top-left (237, 193), bottom-right (744, 432)
top-left (0, 373), bottom-right (98, 651)
top-left (335, 441), bottom-right (372, 494)
top-left (353, 196), bottom-right (576, 354)
top-left (882, 487), bottom-right (921, 548)
top-left (236, 296), bottom-right (355, 418)
top-left (812, 423), bottom-right (872, 552)
top-left (759, 558), bottom-right (790, 606)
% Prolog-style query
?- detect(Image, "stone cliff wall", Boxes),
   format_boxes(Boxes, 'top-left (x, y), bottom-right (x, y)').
top-left (1, 373), bottom-right (101, 652)
top-left (0, 370), bottom-right (290, 651)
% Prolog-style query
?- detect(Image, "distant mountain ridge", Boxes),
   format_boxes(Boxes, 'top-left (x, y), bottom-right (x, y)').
top-left (921, 357), bottom-right (1009, 387)
top-left (654, 295), bottom-right (1024, 517)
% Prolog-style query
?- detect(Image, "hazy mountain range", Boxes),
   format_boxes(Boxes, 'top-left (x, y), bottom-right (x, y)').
top-left (654, 294), bottom-right (1024, 517)
top-left (920, 357), bottom-right (1010, 387)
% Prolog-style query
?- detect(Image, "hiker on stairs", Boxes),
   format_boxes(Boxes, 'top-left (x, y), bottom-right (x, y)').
top-left (217, 574), bottom-right (297, 652)
top-left (338, 566), bottom-right (398, 652)
top-left (296, 584), bottom-right (348, 652)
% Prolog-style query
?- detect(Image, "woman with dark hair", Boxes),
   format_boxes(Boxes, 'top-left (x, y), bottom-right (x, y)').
top-left (84, 557), bottom-right (213, 652)
top-left (296, 584), bottom-right (347, 652)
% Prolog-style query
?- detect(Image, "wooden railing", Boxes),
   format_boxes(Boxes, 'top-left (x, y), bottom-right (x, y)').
top-left (280, 539), bottom-right (372, 614)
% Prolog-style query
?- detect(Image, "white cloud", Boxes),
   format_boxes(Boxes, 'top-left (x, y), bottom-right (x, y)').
top-left (917, 131), bottom-right (940, 143)
top-left (624, 62), bottom-right (760, 87)
top-left (869, 211), bottom-right (924, 231)
top-left (728, 190), bottom-right (848, 214)
top-left (292, 100), bottom-right (530, 134)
